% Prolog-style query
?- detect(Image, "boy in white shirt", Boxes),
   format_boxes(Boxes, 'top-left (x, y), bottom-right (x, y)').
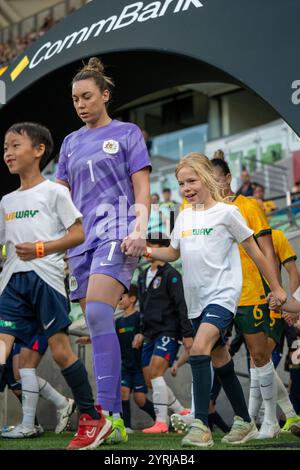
top-left (0, 122), bottom-right (112, 450)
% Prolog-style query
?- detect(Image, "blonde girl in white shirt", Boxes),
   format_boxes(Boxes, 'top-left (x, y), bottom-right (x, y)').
top-left (125, 153), bottom-right (286, 448)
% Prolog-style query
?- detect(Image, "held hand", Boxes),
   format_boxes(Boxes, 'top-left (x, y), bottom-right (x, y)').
top-left (183, 337), bottom-right (193, 354)
top-left (132, 333), bottom-right (144, 349)
top-left (75, 336), bottom-right (91, 345)
top-left (170, 364), bottom-right (178, 377)
top-left (282, 312), bottom-right (298, 327)
top-left (121, 233), bottom-right (146, 257)
top-left (15, 242), bottom-right (37, 261)
top-left (268, 287), bottom-right (287, 309)
top-left (267, 293), bottom-right (279, 311)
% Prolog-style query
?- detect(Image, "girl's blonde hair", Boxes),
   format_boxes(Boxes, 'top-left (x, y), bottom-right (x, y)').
top-left (176, 152), bottom-right (224, 202)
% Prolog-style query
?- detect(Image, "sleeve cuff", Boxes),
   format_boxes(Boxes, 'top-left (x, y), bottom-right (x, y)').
top-left (282, 255), bottom-right (297, 265)
top-left (255, 229), bottom-right (272, 238)
top-left (130, 164), bottom-right (152, 176)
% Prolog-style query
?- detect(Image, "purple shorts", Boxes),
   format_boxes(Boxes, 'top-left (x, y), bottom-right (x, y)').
top-left (67, 240), bottom-right (138, 301)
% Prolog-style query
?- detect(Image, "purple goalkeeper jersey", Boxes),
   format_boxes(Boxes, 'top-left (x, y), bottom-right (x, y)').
top-left (56, 120), bottom-right (151, 257)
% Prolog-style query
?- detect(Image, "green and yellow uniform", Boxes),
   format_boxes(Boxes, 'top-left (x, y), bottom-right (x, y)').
top-left (232, 195), bottom-right (272, 336)
top-left (268, 229), bottom-right (297, 344)
top-left (233, 194), bottom-right (297, 344)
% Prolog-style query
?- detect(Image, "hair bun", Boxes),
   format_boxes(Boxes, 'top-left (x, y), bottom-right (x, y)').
top-left (82, 57), bottom-right (104, 74)
top-left (213, 149), bottom-right (225, 160)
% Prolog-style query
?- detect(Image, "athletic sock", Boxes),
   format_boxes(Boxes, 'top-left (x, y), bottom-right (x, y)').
top-left (208, 412), bottom-right (214, 431)
top-left (208, 411), bottom-right (230, 432)
top-left (122, 400), bottom-right (131, 428)
top-left (214, 359), bottom-right (251, 422)
top-left (19, 368), bottom-right (39, 429)
top-left (38, 377), bottom-right (68, 410)
top-left (256, 361), bottom-right (277, 424)
top-left (189, 355), bottom-right (211, 426)
top-left (248, 367), bottom-right (263, 421)
top-left (190, 382), bottom-right (195, 417)
top-left (151, 376), bottom-right (169, 423)
top-left (140, 398), bottom-right (156, 421)
top-left (62, 359), bottom-right (99, 420)
top-left (167, 385), bottom-right (184, 413)
top-left (14, 391), bottom-right (40, 425)
top-left (210, 374), bottom-right (222, 402)
top-left (213, 411), bottom-right (231, 432)
top-left (276, 370), bottom-right (296, 418)
top-left (86, 301), bottom-right (121, 413)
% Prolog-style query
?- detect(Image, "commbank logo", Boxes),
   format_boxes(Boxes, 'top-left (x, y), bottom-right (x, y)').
top-left (29, 0), bottom-right (204, 69)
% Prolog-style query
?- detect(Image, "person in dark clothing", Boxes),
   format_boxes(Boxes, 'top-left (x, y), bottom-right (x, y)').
top-left (133, 235), bottom-right (193, 433)
top-left (283, 320), bottom-right (300, 436)
top-left (116, 284), bottom-right (156, 432)
top-left (236, 168), bottom-right (255, 197)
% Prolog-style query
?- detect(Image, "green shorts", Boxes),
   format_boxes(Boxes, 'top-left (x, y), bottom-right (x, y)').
top-left (268, 310), bottom-right (284, 345)
top-left (235, 304), bottom-right (284, 345)
top-left (235, 304), bottom-right (270, 336)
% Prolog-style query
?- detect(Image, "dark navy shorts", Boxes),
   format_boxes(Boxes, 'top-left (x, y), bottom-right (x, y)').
top-left (141, 335), bottom-right (180, 368)
top-left (121, 368), bottom-right (148, 394)
top-left (0, 272), bottom-right (71, 345)
top-left (192, 304), bottom-right (234, 348)
top-left (13, 334), bottom-right (48, 356)
top-left (0, 351), bottom-right (20, 392)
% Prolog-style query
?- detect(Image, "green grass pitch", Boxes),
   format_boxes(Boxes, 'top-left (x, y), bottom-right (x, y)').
top-left (1, 431), bottom-right (300, 450)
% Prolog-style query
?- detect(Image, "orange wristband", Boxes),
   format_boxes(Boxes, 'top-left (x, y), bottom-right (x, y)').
top-left (144, 247), bottom-right (152, 259)
top-left (35, 242), bottom-right (45, 258)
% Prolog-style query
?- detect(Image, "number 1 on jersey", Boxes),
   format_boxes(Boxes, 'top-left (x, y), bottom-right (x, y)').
top-left (107, 241), bottom-right (117, 261)
top-left (87, 160), bottom-right (95, 182)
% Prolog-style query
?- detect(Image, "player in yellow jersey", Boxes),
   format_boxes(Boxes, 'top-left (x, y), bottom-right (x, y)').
top-left (267, 230), bottom-right (300, 432)
top-left (211, 155), bottom-right (283, 439)
top-left (269, 230), bottom-right (299, 347)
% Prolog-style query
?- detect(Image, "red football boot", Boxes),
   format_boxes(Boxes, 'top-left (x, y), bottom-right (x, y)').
top-left (67, 407), bottom-right (112, 450)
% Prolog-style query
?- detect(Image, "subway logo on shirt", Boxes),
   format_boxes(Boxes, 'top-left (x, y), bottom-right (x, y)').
top-left (181, 228), bottom-right (214, 237)
top-left (118, 326), bottom-right (135, 334)
top-left (5, 210), bottom-right (39, 221)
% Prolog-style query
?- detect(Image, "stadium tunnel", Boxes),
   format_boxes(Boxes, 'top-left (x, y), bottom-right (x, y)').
top-left (0, 0), bottom-right (299, 197)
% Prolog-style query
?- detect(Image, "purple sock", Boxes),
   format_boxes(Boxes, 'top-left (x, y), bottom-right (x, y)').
top-left (114, 374), bottom-right (122, 414)
top-left (85, 301), bottom-right (122, 413)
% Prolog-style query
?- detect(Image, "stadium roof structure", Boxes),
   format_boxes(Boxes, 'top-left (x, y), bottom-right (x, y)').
top-left (0, 0), bottom-right (299, 195)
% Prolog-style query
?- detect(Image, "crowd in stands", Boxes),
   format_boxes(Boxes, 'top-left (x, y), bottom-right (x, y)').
top-left (148, 188), bottom-right (179, 237)
top-left (0, 15), bottom-right (56, 67)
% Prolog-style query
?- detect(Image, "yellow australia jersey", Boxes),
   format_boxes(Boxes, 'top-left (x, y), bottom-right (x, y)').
top-left (264, 199), bottom-right (277, 214)
top-left (232, 195), bottom-right (271, 306)
top-left (270, 229), bottom-right (296, 325)
top-left (272, 229), bottom-right (297, 266)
